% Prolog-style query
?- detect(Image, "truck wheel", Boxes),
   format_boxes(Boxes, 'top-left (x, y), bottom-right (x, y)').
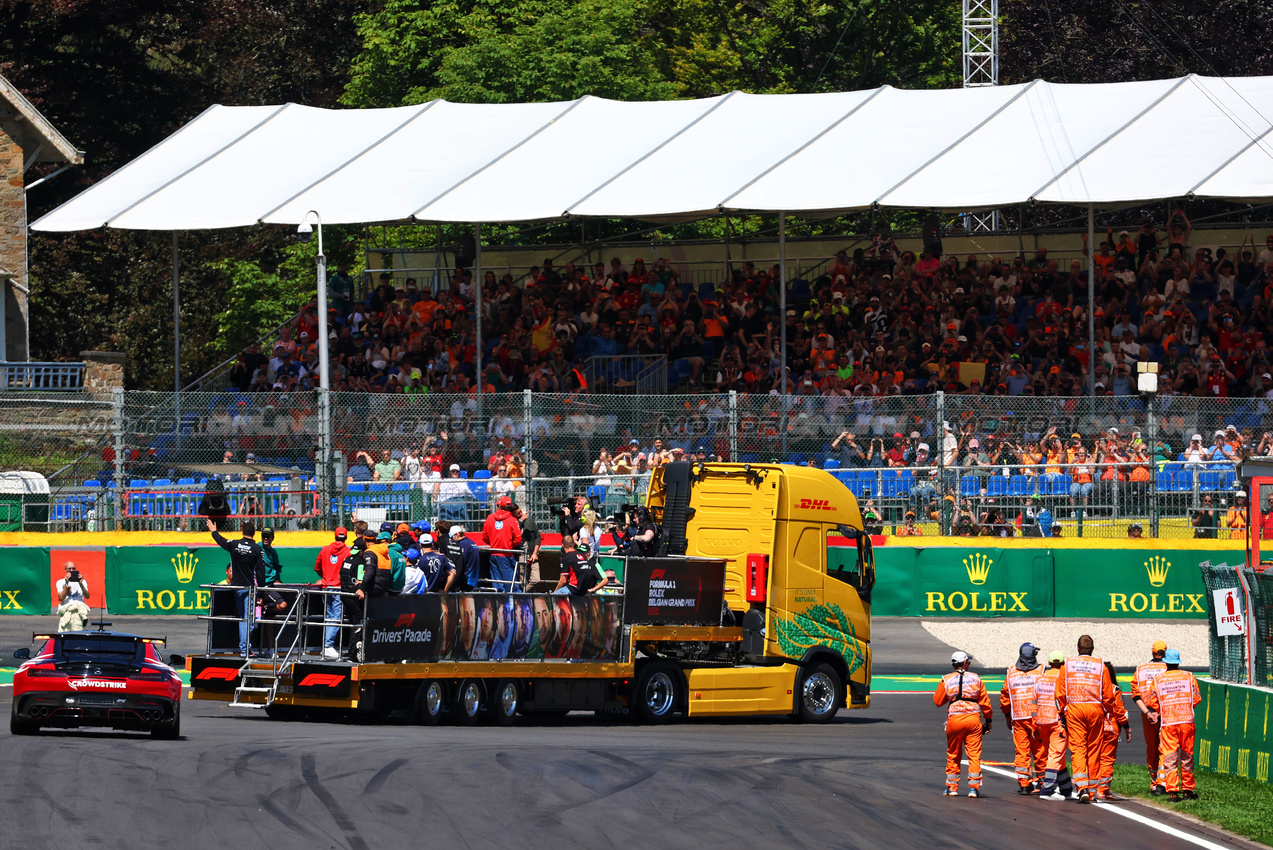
top-left (490, 680), bottom-right (520, 727)
top-left (634, 662), bottom-right (682, 724)
top-left (454, 679), bottom-right (483, 726)
top-left (797, 663), bottom-right (842, 723)
top-left (415, 680), bottom-right (445, 726)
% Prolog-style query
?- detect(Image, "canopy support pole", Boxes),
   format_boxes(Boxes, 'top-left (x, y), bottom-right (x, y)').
top-left (1088, 203), bottom-right (1096, 401)
top-left (780, 212), bottom-right (788, 462)
top-left (475, 224), bottom-right (483, 428)
top-left (172, 232), bottom-right (181, 448)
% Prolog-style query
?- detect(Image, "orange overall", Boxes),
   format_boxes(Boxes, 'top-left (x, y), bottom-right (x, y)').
top-left (935, 670), bottom-right (993, 792)
top-left (1095, 688), bottom-right (1129, 797)
top-left (1145, 670), bottom-right (1201, 793)
top-left (1131, 661), bottom-right (1168, 783)
top-left (1000, 666), bottom-right (1045, 789)
top-left (1033, 667), bottom-right (1072, 795)
top-left (1056, 655), bottom-right (1117, 799)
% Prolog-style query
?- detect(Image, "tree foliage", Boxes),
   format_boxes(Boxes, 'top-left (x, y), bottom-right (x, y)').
top-left (999, 0), bottom-right (1273, 84)
top-left (2, 0), bottom-right (366, 387)
top-left (344, 0), bottom-right (960, 107)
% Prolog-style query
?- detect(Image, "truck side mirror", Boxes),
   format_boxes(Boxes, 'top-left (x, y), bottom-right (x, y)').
top-left (169, 653), bottom-right (185, 667)
top-left (13, 647), bottom-right (29, 660)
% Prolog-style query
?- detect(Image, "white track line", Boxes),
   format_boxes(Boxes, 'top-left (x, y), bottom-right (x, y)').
top-left (978, 763), bottom-right (1233, 850)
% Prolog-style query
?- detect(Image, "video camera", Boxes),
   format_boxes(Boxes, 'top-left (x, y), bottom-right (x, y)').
top-left (608, 503), bottom-right (642, 527)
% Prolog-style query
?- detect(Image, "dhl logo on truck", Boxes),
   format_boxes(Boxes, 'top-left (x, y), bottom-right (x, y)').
top-left (797, 499), bottom-right (835, 511)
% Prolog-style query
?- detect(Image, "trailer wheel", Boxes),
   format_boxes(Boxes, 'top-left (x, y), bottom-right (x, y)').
top-left (797, 663), bottom-right (842, 723)
top-left (634, 661), bottom-right (682, 724)
top-left (415, 680), bottom-right (445, 726)
top-left (490, 680), bottom-right (520, 727)
top-left (454, 679), bottom-right (483, 726)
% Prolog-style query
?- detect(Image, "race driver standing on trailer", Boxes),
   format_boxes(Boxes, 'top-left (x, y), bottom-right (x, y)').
top-left (934, 650), bottom-right (993, 798)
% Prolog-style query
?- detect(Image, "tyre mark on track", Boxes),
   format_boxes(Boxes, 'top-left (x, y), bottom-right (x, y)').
top-left (302, 752), bottom-right (370, 850)
top-left (362, 757), bottom-right (410, 814)
top-left (551, 750), bottom-right (655, 814)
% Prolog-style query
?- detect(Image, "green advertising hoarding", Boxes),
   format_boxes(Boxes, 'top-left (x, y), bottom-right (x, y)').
top-left (105, 545), bottom-right (323, 615)
top-left (873, 545), bottom-right (1208, 619)
top-left (1196, 678), bottom-right (1273, 785)
top-left (1051, 549), bottom-right (1210, 619)
top-left (0, 547), bottom-right (50, 615)
top-left (873, 547), bottom-right (1054, 618)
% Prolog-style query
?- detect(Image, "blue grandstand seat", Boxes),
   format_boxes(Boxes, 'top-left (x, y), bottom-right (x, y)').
top-left (986, 477), bottom-right (1008, 497)
top-left (959, 477), bottom-right (981, 497)
top-left (823, 459), bottom-right (840, 470)
top-left (1007, 475), bottom-right (1031, 497)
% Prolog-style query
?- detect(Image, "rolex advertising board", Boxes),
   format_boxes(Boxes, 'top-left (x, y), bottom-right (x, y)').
top-left (106, 546), bottom-right (236, 614)
top-left (1051, 550), bottom-right (1207, 619)
top-left (872, 547), bottom-right (1053, 618)
top-left (873, 546), bottom-right (1209, 619)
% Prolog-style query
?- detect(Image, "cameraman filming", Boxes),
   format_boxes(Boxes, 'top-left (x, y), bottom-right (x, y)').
top-left (56, 560), bottom-right (91, 632)
top-left (550, 494), bottom-right (587, 539)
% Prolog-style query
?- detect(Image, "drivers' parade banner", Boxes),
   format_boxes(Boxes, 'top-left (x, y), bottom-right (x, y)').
top-left (0, 544), bottom-right (1214, 619)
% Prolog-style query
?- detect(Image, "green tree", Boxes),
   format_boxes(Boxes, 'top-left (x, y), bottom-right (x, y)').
top-left (344, 0), bottom-right (960, 107)
top-left (211, 240), bottom-right (321, 358)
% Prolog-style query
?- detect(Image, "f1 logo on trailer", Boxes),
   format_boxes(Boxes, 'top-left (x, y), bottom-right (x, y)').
top-left (195, 667), bottom-right (239, 681)
top-left (797, 499), bottom-right (835, 511)
top-left (297, 673), bottom-right (347, 688)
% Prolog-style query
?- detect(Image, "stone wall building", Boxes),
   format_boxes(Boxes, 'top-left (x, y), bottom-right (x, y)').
top-left (0, 75), bottom-right (82, 362)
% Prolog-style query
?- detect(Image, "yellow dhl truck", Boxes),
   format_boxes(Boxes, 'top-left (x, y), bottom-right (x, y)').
top-left (189, 462), bottom-right (875, 725)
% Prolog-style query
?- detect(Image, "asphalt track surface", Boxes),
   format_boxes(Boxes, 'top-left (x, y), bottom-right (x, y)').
top-left (0, 618), bottom-right (1251, 850)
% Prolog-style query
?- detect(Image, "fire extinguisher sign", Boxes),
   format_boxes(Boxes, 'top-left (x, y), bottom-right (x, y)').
top-left (1213, 588), bottom-right (1246, 636)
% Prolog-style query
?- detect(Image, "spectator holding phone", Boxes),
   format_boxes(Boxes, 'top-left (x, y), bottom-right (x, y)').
top-left (56, 560), bottom-right (91, 632)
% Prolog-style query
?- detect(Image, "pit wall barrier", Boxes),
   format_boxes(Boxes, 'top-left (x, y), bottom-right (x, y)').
top-left (0, 535), bottom-right (1242, 617)
top-left (1196, 678), bottom-right (1273, 785)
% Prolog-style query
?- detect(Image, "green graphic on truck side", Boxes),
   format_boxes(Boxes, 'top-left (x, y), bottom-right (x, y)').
top-left (773, 603), bottom-right (865, 673)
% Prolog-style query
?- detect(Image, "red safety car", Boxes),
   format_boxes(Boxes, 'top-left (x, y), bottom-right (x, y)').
top-left (10, 627), bottom-right (185, 738)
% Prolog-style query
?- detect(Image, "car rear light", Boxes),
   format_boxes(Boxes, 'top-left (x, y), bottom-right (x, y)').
top-left (24, 666), bottom-right (63, 678)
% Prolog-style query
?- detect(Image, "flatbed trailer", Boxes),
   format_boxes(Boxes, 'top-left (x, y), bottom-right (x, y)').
top-left (189, 462), bottom-right (875, 725)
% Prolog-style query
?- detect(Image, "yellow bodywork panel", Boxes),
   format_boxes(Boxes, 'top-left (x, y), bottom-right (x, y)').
top-left (684, 664), bottom-right (800, 716)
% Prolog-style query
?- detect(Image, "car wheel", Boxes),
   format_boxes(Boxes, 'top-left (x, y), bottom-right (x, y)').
top-left (10, 704), bottom-right (37, 736)
top-left (634, 661), bottom-right (682, 725)
top-left (415, 680), bottom-right (445, 727)
top-left (454, 679), bottom-right (483, 726)
top-left (797, 663), bottom-right (842, 724)
top-left (490, 680), bottom-right (520, 727)
top-left (152, 705), bottom-right (181, 739)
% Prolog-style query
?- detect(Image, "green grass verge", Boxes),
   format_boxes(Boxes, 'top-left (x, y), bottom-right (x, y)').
top-left (1114, 762), bottom-right (1273, 846)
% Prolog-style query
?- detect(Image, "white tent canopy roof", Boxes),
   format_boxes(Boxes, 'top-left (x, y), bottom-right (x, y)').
top-left (31, 74), bottom-right (1273, 232)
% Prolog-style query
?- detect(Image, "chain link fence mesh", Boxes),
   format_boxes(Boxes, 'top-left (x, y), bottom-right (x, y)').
top-left (0, 389), bottom-right (1269, 536)
top-left (1201, 564), bottom-right (1247, 683)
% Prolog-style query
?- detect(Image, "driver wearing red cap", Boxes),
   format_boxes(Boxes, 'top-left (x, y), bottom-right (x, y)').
top-left (483, 495), bottom-right (522, 591)
top-left (314, 527), bottom-right (351, 659)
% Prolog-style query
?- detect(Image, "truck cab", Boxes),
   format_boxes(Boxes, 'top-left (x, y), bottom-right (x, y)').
top-left (647, 462), bottom-right (874, 706)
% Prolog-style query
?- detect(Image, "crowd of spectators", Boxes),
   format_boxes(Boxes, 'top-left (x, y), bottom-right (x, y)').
top-left (225, 214), bottom-right (1273, 401)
